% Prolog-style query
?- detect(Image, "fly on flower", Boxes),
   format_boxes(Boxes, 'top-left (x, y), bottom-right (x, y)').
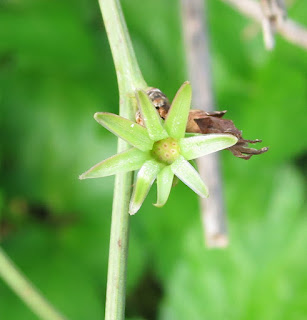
top-left (79, 82), bottom-right (238, 215)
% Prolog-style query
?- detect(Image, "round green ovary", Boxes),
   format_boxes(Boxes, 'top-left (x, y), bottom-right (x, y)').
top-left (151, 137), bottom-right (180, 165)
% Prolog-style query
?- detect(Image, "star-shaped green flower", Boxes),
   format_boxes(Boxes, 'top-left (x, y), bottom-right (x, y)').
top-left (80, 82), bottom-right (237, 215)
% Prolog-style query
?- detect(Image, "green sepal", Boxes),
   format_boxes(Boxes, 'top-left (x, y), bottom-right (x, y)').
top-left (154, 166), bottom-right (174, 207)
top-left (136, 90), bottom-right (169, 141)
top-left (94, 112), bottom-right (153, 151)
top-left (164, 82), bottom-right (192, 139)
top-left (171, 155), bottom-right (208, 198)
top-left (184, 133), bottom-right (203, 138)
top-left (129, 160), bottom-right (162, 215)
top-left (79, 148), bottom-right (150, 179)
top-left (180, 134), bottom-right (238, 160)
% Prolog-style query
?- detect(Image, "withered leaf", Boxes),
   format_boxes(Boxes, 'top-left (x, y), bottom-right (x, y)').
top-left (188, 110), bottom-right (268, 160)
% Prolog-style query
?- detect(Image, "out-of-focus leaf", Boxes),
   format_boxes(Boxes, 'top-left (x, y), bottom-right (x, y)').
top-left (0, 226), bottom-right (104, 320)
top-left (159, 167), bottom-right (307, 320)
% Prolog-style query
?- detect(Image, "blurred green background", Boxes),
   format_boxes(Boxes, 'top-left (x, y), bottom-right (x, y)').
top-left (1, 0), bottom-right (307, 319)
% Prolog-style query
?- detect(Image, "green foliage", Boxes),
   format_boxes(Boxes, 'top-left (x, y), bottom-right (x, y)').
top-left (160, 167), bottom-right (307, 320)
top-left (0, 0), bottom-right (307, 319)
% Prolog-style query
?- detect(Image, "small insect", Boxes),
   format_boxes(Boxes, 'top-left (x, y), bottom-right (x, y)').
top-left (136, 87), bottom-right (268, 160)
top-left (136, 87), bottom-right (170, 126)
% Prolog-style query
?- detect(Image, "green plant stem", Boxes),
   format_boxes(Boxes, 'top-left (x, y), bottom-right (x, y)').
top-left (98, 0), bottom-right (146, 96)
top-left (0, 247), bottom-right (66, 320)
top-left (97, 0), bottom-right (147, 319)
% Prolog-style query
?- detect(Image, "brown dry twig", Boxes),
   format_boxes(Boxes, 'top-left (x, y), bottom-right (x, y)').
top-left (181, 0), bottom-right (229, 248)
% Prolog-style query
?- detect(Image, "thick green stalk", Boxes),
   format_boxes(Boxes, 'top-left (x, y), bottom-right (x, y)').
top-left (98, 0), bottom-right (146, 96)
top-left (97, 0), bottom-right (146, 319)
top-left (0, 247), bottom-right (66, 320)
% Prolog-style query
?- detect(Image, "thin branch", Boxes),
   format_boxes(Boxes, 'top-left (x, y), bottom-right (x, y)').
top-left (0, 247), bottom-right (66, 320)
top-left (97, 0), bottom-right (147, 319)
top-left (221, 0), bottom-right (307, 50)
top-left (181, 0), bottom-right (229, 248)
top-left (260, 0), bottom-right (287, 50)
top-left (280, 19), bottom-right (307, 49)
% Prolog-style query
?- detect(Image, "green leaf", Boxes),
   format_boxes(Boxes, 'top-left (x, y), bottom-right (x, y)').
top-left (94, 113), bottom-right (153, 151)
top-left (129, 160), bottom-right (161, 215)
top-left (155, 166), bottom-right (174, 207)
top-left (180, 134), bottom-right (238, 160)
top-left (79, 148), bottom-right (150, 179)
top-left (164, 82), bottom-right (192, 139)
top-left (171, 156), bottom-right (208, 198)
top-left (136, 90), bottom-right (169, 141)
